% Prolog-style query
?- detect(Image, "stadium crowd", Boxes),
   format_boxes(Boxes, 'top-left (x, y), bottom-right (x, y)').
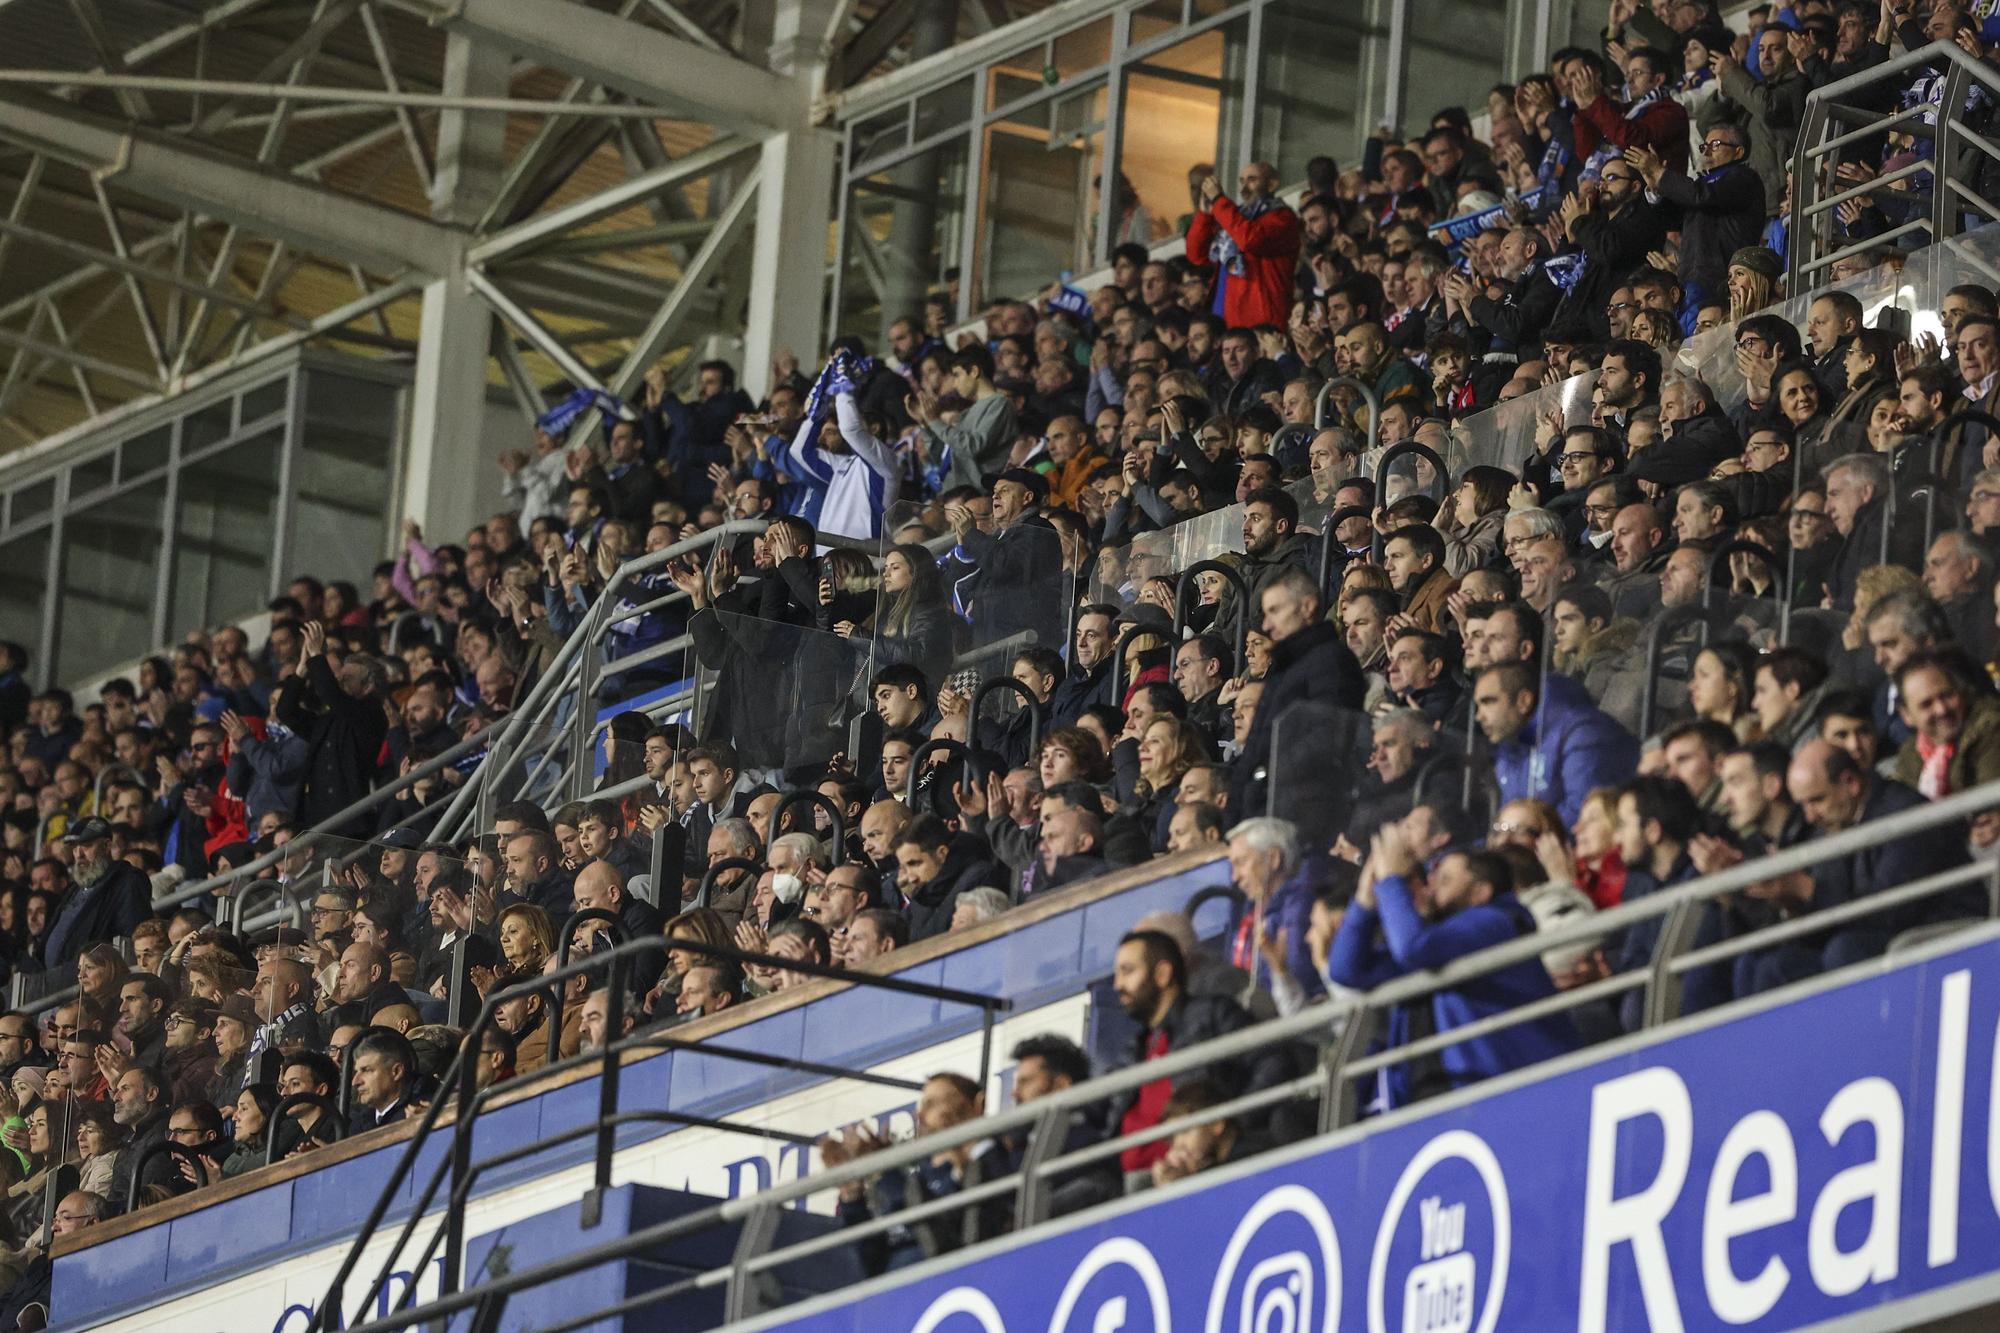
top-left (6, 0), bottom-right (2000, 1317)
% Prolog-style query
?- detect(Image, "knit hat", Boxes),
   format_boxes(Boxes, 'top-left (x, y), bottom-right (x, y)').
top-left (1728, 246), bottom-right (1783, 281)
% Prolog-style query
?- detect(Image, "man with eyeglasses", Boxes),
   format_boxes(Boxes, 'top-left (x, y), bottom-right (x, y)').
top-left (1624, 125), bottom-right (1764, 313)
top-left (1713, 423), bottom-right (1795, 520)
top-left (0, 1015), bottom-right (40, 1084)
top-left (1965, 466), bottom-right (2000, 548)
top-left (0, 1190), bottom-right (104, 1328)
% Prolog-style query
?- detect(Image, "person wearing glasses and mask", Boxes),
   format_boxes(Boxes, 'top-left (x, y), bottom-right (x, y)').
top-left (1622, 126), bottom-right (1765, 315)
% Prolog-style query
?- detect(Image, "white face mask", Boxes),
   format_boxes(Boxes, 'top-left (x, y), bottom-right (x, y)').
top-left (771, 872), bottom-right (805, 905)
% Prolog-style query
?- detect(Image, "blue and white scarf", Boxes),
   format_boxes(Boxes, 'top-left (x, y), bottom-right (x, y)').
top-left (537, 387), bottom-right (630, 437)
top-left (1580, 85), bottom-right (1670, 183)
top-left (1208, 193), bottom-right (1278, 276)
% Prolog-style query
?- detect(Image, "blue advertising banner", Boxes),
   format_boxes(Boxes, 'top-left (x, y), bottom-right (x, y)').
top-left (759, 927), bottom-right (2000, 1332)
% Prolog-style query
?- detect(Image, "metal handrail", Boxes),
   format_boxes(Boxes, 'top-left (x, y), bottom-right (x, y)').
top-left (693, 856), bottom-right (760, 914)
top-left (1315, 504), bottom-right (1374, 602)
top-left (435, 518), bottom-right (773, 837)
top-left (265, 1093), bottom-right (347, 1166)
top-left (968, 678), bottom-right (1044, 769)
top-left (312, 763), bottom-right (2000, 1333)
top-left (770, 788), bottom-right (847, 857)
top-left (311, 928), bottom-right (1011, 1330)
top-left (905, 737), bottom-right (971, 815)
top-left (1637, 603), bottom-right (1712, 738)
top-left (1789, 40), bottom-right (2000, 288)
top-left (1171, 558), bottom-right (1250, 674)
top-left (1369, 440), bottom-right (1449, 562)
top-left (125, 1141), bottom-right (204, 1215)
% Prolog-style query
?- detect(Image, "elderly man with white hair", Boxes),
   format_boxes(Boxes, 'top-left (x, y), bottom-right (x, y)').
top-left (1226, 816), bottom-right (1326, 1005)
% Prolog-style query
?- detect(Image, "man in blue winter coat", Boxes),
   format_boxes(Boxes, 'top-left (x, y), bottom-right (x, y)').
top-left (1474, 660), bottom-right (1639, 826)
top-left (1327, 823), bottom-right (1577, 1112)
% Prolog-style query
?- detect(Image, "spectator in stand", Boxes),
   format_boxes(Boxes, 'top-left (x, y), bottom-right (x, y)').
top-left (1185, 161), bottom-right (1300, 328)
top-left (1327, 824), bottom-right (1577, 1111)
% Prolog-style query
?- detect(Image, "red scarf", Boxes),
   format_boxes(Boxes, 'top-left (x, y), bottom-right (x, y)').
top-left (1917, 733), bottom-right (1957, 800)
top-left (1119, 1029), bottom-right (1175, 1170)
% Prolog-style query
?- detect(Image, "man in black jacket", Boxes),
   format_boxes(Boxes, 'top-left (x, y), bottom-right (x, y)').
top-left (1231, 566), bottom-right (1367, 818)
top-left (43, 818), bottom-right (149, 967)
top-left (1626, 127), bottom-right (1764, 310)
top-left (1103, 929), bottom-right (1281, 1176)
top-left (946, 469), bottom-right (1064, 649)
top-left (892, 815), bottom-right (1000, 941)
top-left (1444, 226), bottom-right (1563, 356)
top-left (108, 1065), bottom-right (173, 1213)
top-left (1047, 607), bottom-right (1120, 727)
top-left (279, 621), bottom-right (388, 837)
top-left (1554, 159), bottom-right (1666, 339)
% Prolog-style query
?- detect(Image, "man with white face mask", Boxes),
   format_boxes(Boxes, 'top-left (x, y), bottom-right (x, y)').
top-left (766, 832), bottom-right (826, 910)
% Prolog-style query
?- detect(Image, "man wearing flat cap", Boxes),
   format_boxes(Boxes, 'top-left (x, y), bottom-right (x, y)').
top-left (944, 467), bottom-right (1063, 646)
top-left (43, 818), bottom-right (150, 967)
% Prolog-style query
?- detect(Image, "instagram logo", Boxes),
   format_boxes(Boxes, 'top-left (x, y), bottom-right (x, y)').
top-left (1204, 1185), bottom-right (1344, 1333)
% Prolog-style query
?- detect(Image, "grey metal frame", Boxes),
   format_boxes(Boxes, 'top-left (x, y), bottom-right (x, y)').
top-left (1789, 39), bottom-right (2000, 293)
top-left (0, 347), bottom-right (412, 688)
top-left (829, 0), bottom-right (1544, 330)
top-left (306, 768), bottom-right (2000, 1333)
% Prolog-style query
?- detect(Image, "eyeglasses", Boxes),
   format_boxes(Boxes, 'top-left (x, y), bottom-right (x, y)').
top-left (1560, 451), bottom-right (1603, 465)
top-left (1736, 335), bottom-right (1768, 350)
top-left (310, 903), bottom-right (347, 917)
top-left (1700, 138), bottom-right (1739, 152)
top-left (166, 1125), bottom-right (205, 1141)
top-left (1490, 821), bottom-right (1546, 838)
top-left (164, 1015), bottom-right (198, 1031)
top-left (1583, 503), bottom-right (1621, 518)
top-left (1605, 300), bottom-right (1637, 313)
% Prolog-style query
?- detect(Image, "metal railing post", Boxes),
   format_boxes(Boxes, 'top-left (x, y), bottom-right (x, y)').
top-left (1172, 559), bottom-right (1251, 673)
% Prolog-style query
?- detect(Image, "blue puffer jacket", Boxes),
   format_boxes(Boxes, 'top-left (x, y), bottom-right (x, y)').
top-left (1490, 673), bottom-right (1639, 826)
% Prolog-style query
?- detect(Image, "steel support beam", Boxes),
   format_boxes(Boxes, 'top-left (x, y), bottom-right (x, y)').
top-left (387, 0), bottom-right (794, 133)
top-left (0, 90), bottom-right (462, 274)
top-left (430, 33), bottom-right (510, 224)
top-left (471, 136), bottom-right (752, 263)
top-left (742, 127), bottom-right (835, 399)
top-left (404, 272), bottom-right (496, 543)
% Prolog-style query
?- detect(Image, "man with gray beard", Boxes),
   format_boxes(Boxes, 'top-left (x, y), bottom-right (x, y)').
top-left (43, 818), bottom-right (150, 966)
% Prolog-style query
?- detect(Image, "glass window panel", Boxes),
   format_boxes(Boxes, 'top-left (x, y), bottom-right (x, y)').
top-left (0, 530), bottom-right (49, 670)
top-left (976, 86), bottom-right (1104, 304)
top-left (1255, 0), bottom-right (1376, 180)
top-left (170, 429), bottom-right (282, 633)
top-left (295, 372), bottom-right (398, 587)
top-left (851, 104), bottom-right (909, 167)
top-left (69, 450), bottom-right (115, 500)
top-left (986, 68), bottom-right (1044, 115)
top-left (8, 478), bottom-right (53, 525)
top-left (241, 376), bottom-right (288, 425)
top-left (183, 399), bottom-right (234, 453)
top-left (1132, 0), bottom-right (1187, 45)
top-left (836, 138), bottom-right (970, 345)
top-left (1049, 17), bottom-right (1113, 81)
top-left (121, 427), bottom-right (171, 480)
top-left (1404, 0), bottom-right (1509, 130)
top-left (54, 480), bottom-right (166, 682)
top-left (1120, 23), bottom-right (1247, 248)
top-left (913, 75), bottom-right (974, 141)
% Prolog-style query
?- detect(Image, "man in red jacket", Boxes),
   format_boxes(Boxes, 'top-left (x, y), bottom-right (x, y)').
top-left (1185, 161), bottom-right (1300, 329)
top-left (1569, 47), bottom-right (1690, 177)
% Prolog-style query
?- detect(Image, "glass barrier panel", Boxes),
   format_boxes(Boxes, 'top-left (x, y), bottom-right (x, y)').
top-left (694, 612), bottom-right (883, 782)
top-left (1264, 697), bottom-right (1376, 837)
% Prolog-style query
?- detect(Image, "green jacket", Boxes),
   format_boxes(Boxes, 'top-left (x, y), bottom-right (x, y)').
top-left (1895, 694), bottom-right (2000, 795)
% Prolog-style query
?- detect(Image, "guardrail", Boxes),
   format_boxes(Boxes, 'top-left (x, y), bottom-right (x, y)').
top-left (309, 931), bottom-right (1013, 1333)
top-left (1789, 39), bottom-right (2000, 290)
top-left (316, 764), bottom-right (2000, 1333)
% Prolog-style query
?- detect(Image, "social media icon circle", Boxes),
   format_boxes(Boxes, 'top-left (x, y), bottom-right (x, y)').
top-left (912, 1285), bottom-right (1011, 1333)
top-left (1048, 1236), bottom-right (1172, 1333)
top-left (1203, 1183), bottom-right (1343, 1333)
top-left (1367, 1131), bottom-right (1510, 1333)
